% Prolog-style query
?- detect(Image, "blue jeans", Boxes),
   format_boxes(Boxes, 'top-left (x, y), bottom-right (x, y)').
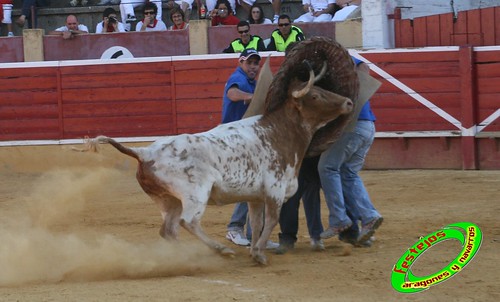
top-left (318, 120), bottom-right (381, 228)
top-left (278, 156), bottom-right (324, 245)
top-left (227, 202), bottom-right (252, 239)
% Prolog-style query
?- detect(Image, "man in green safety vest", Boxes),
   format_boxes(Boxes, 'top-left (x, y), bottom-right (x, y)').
top-left (267, 14), bottom-right (305, 52)
top-left (223, 21), bottom-right (266, 53)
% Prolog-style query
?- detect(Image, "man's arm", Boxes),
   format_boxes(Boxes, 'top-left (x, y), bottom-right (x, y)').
top-left (227, 86), bottom-right (253, 105)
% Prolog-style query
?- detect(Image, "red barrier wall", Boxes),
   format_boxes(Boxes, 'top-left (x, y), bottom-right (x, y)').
top-left (0, 36), bottom-right (24, 63)
top-left (1, 47), bottom-right (499, 169)
top-left (43, 30), bottom-right (190, 61)
top-left (394, 6), bottom-right (500, 48)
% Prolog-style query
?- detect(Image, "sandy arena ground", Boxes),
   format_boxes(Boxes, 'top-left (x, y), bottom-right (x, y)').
top-left (0, 145), bottom-right (499, 301)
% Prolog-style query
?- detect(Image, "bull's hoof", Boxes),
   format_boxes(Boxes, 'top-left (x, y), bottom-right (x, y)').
top-left (252, 254), bottom-right (268, 266)
top-left (219, 247), bottom-right (236, 256)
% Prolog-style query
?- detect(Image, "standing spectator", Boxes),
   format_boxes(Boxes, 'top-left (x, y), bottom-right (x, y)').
top-left (48, 15), bottom-right (89, 39)
top-left (266, 15), bottom-right (305, 52)
top-left (135, 2), bottom-right (167, 32)
top-left (223, 21), bottom-right (265, 53)
top-left (319, 58), bottom-right (383, 244)
top-left (95, 7), bottom-right (126, 33)
top-left (204, 0), bottom-right (236, 15)
top-left (1, 0), bottom-right (13, 36)
top-left (210, 0), bottom-right (239, 26)
top-left (120, 0), bottom-right (163, 23)
top-left (247, 3), bottom-right (272, 24)
top-left (15, 0), bottom-right (47, 29)
top-left (295, 0), bottom-right (335, 23)
top-left (168, 7), bottom-right (189, 30)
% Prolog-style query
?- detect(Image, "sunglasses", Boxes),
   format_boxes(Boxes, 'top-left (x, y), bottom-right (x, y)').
top-left (278, 23), bottom-right (290, 27)
top-left (238, 29), bottom-right (249, 34)
top-left (144, 11), bottom-right (155, 15)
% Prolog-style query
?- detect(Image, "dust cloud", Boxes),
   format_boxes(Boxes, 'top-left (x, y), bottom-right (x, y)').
top-left (0, 168), bottom-right (223, 286)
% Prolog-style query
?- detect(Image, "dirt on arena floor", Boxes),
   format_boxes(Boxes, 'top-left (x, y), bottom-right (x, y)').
top-left (0, 145), bottom-right (499, 302)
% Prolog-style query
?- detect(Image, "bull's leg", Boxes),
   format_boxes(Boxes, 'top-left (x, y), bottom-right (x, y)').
top-left (152, 196), bottom-right (182, 240)
top-left (179, 194), bottom-right (235, 256)
top-left (252, 200), bottom-right (281, 265)
top-left (247, 202), bottom-right (267, 265)
top-left (180, 218), bottom-right (235, 256)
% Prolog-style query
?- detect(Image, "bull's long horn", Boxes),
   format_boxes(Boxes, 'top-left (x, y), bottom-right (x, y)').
top-left (292, 60), bottom-right (315, 98)
top-left (314, 62), bottom-right (327, 83)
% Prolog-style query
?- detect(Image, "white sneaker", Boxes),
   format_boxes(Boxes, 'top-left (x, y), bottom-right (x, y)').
top-left (226, 230), bottom-right (250, 246)
top-left (69, 0), bottom-right (78, 7)
top-left (126, 14), bottom-right (137, 23)
top-left (7, 32), bottom-right (14, 37)
top-left (273, 15), bottom-right (279, 24)
top-left (310, 238), bottom-right (325, 251)
top-left (265, 240), bottom-right (279, 250)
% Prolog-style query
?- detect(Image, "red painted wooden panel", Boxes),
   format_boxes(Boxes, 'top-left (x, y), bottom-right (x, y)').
top-left (0, 119), bottom-right (60, 136)
top-left (495, 6), bottom-right (500, 45)
top-left (174, 68), bottom-right (234, 84)
top-left (476, 77), bottom-right (500, 94)
top-left (0, 36), bottom-right (24, 63)
top-left (478, 139), bottom-right (500, 169)
top-left (466, 9), bottom-right (483, 45)
top-left (63, 101), bottom-right (172, 118)
top-left (176, 112), bottom-right (221, 130)
top-left (61, 86), bottom-right (172, 103)
top-left (361, 51), bottom-right (459, 64)
top-left (413, 17), bottom-right (428, 47)
top-left (176, 83), bottom-right (227, 99)
top-left (63, 116), bottom-right (174, 138)
top-left (366, 61), bottom-right (459, 77)
top-left (480, 7), bottom-right (496, 45)
top-left (175, 98), bottom-right (222, 113)
top-left (451, 10), bottom-right (468, 45)
top-left (398, 19), bottom-right (414, 47)
top-left (476, 62), bottom-right (500, 78)
top-left (426, 15), bottom-right (441, 46)
top-left (0, 91), bottom-right (58, 105)
top-left (439, 13), bottom-right (454, 46)
top-left (475, 51), bottom-right (500, 64)
top-left (0, 104), bottom-right (59, 119)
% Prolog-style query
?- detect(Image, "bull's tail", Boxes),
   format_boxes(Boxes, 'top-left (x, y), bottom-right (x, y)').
top-left (72, 135), bottom-right (140, 160)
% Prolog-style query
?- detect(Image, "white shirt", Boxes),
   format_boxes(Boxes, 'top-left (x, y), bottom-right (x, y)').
top-left (302, 0), bottom-right (335, 11)
top-left (135, 20), bottom-right (167, 32)
top-left (55, 24), bottom-right (89, 33)
top-left (96, 21), bottom-right (126, 33)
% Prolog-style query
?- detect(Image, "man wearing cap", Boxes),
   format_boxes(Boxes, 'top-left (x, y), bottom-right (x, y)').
top-left (222, 49), bottom-right (279, 250)
top-left (222, 21), bottom-right (266, 53)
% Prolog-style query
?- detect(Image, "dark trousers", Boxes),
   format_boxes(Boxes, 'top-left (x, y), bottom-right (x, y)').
top-left (278, 156), bottom-right (324, 245)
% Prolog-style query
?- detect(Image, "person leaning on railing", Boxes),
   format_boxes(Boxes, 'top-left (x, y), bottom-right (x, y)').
top-left (47, 14), bottom-right (89, 40)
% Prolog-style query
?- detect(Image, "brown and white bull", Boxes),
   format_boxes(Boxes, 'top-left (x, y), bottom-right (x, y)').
top-left (84, 63), bottom-right (353, 265)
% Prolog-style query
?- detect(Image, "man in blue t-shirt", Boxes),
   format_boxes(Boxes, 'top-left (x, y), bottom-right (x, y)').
top-left (222, 49), bottom-right (279, 250)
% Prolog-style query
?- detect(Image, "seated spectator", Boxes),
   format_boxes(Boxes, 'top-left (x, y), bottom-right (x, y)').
top-left (169, 1), bottom-right (194, 22)
top-left (331, 0), bottom-right (361, 21)
top-left (96, 7), bottom-right (126, 33)
top-left (266, 14), bottom-right (305, 51)
top-left (1, 0), bottom-right (13, 36)
top-left (16, 0), bottom-right (47, 29)
top-left (223, 21), bottom-right (265, 53)
top-left (295, 0), bottom-right (335, 23)
top-left (169, 7), bottom-right (189, 30)
top-left (247, 3), bottom-right (272, 24)
top-left (136, 2), bottom-right (167, 32)
top-left (120, 0), bottom-right (162, 24)
top-left (210, 0), bottom-right (239, 26)
top-left (48, 15), bottom-right (89, 39)
top-left (205, 0), bottom-right (236, 15)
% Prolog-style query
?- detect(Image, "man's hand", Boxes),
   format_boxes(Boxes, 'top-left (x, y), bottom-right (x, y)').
top-left (62, 31), bottom-right (73, 40)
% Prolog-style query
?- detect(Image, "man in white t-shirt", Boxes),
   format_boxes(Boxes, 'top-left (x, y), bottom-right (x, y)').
top-left (294, 0), bottom-right (335, 23)
top-left (135, 2), bottom-right (167, 32)
top-left (96, 7), bottom-right (126, 33)
top-left (48, 15), bottom-right (89, 39)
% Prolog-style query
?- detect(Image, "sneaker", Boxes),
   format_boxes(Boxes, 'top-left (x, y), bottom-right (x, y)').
top-left (358, 217), bottom-right (383, 243)
top-left (69, 0), bottom-right (78, 6)
top-left (226, 230), bottom-right (250, 246)
top-left (7, 32), bottom-right (14, 37)
top-left (126, 14), bottom-right (137, 23)
top-left (81, 0), bottom-right (88, 5)
top-left (266, 240), bottom-right (279, 250)
top-left (274, 241), bottom-right (294, 255)
top-left (273, 15), bottom-right (279, 23)
top-left (320, 224), bottom-right (352, 239)
top-left (310, 238), bottom-right (325, 251)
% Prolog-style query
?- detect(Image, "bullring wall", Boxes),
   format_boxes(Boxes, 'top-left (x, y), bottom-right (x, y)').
top-left (0, 46), bottom-right (499, 170)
